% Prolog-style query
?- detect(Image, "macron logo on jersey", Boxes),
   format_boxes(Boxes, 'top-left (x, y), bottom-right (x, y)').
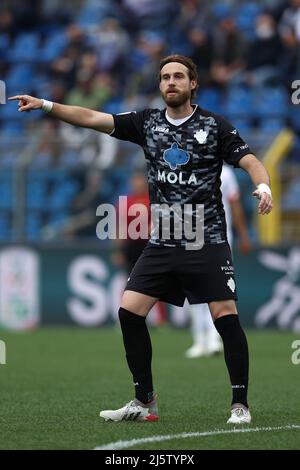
top-left (152, 125), bottom-right (169, 133)
top-left (163, 143), bottom-right (190, 170)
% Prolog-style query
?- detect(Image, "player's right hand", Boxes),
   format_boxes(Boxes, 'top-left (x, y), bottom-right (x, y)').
top-left (8, 95), bottom-right (43, 112)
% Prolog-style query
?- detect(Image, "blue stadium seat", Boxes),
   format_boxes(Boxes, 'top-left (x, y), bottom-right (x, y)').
top-left (29, 152), bottom-right (53, 168)
top-left (6, 64), bottom-right (34, 90)
top-left (9, 33), bottom-right (40, 63)
top-left (0, 150), bottom-right (20, 168)
top-left (282, 179), bottom-right (300, 210)
top-left (26, 212), bottom-right (43, 240)
top-left (236, 2), bottom-right (262, 38)
top-left (27, 181), bottom-right (47, 209)
top-left (259, 118), bottom-right (285, 133)
top-left (102, 98), bottom-right (123, 114)
top-left (0, 34), bottom-right (9, 61)
top-left (0, 213), bottom-right (11, 241)
top-left (47, 212), bottom-right (69, 225)
top-left (165, 28), bottom-right (192, 56)
top-left (76, 0), bottom-right (116, 28)
top-left (0, 101), bottom-right (23, 121)
top-left (32, 75), bottom-right (52, 99)
top-left (212, 3), bottom-right (232, 20)
top-left (254, 87), bottom-right (288, 118)
top-left (39, 32), bottom-right (67, 63)
top-left (197, 88), bottom-right (222, 114)
top-left (48, 179), bottom-right (79, 210)
top-left (228, 117), bottom-right (252, 133)
top-left (60, 150), bottom-right (79, 167)
top-left (0, 181), bottom-right (13, 209)
top-left (0, 121), bottom-right (24, 136)
top-left (289, 106), bottom-right (300, 133)
top-left (223, 87), bottom-right (254, 122)
top-left (224, 87), bottom-right (253, 117)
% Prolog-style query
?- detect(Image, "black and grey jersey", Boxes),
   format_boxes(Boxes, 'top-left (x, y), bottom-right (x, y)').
top-left (111, 105), bottom-right (252, 246)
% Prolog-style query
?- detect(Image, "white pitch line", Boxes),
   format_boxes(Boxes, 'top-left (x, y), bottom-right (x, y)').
top-left (94, 424), bottom-right (300, 450)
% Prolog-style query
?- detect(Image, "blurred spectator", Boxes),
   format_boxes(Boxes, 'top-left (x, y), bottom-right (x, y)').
top-left (49, 81), bottom-right (68, 104)
top-left (9, 0), bottom-right (41, 31)
top-left (40, 0), bottom-right (71, 26)
top-left (279, 0), bottom-right (300, 81)
top-left (126, 31), bottom-right (166, 96)
top-left (120, 0), bottom-right (178, 32)
top-left (79, 50), bottom-right (98, 73)
top-left (247, 13), bottom-right (283, 86)
top-left (50, 44), bottom-right (81, 89)
top-left (186, 26), bottom-right (213, 86)
top-left (279, 0), bottom-right (300, 41)
top-left (210, 10), bottom-right (248, 87)
top-left (91, 18), bottom-right (130, 73)
top-left (177, 0), bottom-right (212, 32)
top-left (50, 25), bottom-right (88, 89)
top-left (65, 68), bottom-right (112, 110)
top-left (0, 7), bottom-right (17, 41)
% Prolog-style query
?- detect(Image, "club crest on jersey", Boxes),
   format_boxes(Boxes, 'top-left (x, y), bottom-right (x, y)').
top-left (163, 143), bottom-right (190, 170)
top-left (194, 129), bottom-right (208, 144)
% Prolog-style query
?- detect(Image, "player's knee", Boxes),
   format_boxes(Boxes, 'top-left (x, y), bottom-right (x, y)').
top-left (121, 290), bottom-right (156, 316)
top-left (213, 310), bottom-right (238, 321)
top-left (209, 300), bottom-right (237, 320)
top-left (118, 307), bottom-right (145, 323)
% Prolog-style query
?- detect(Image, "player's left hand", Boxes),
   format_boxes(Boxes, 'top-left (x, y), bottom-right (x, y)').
top-left (252, 185), bottom-right (273, 215)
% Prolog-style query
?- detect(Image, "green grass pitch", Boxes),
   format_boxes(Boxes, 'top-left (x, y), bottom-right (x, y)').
top-left (0, 326), bottom-right (299, 450)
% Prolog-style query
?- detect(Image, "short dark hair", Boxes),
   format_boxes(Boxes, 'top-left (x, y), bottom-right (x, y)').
top-left (158, 54), bottom-right (198, 99)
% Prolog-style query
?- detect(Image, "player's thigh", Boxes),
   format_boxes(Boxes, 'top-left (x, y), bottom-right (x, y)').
top-left (121, 290), bottom-right (158, 317)
top-left (208, 299), bottom-right (238, 321)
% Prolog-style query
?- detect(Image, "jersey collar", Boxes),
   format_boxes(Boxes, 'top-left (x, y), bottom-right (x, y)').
top-left (164, 104), bottom-right (198, 128)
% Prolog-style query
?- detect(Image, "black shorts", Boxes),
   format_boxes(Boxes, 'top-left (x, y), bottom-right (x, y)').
top-left (125, 242), bottom-right (238, 306)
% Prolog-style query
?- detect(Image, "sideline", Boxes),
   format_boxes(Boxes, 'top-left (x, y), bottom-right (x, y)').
top-left (94, 424), bottom-right (300, 450)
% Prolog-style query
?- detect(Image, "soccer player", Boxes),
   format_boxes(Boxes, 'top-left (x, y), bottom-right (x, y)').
top-left (185, 164), bottom-right (251, 358)
top-left (9, 54), bottom-right (273, 424)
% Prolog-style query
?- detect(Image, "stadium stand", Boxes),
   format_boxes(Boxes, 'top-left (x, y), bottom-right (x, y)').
top-left (0, 0), bottom-right (299, 242)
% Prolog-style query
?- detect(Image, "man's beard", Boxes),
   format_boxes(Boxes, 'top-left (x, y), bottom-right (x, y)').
top-left (162, 89), bottom-right (191, 107)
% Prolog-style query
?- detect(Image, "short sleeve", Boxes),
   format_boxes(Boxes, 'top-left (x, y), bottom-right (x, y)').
top-left (218, 116), bottom-right (252, 167)
top-left (111, 110), bottom-right (151, 146)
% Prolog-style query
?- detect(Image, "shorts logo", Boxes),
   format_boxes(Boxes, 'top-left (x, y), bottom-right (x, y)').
top-left (221, 262), bottom-right (234, 274)
top-left (163, 143), bottom-right (190, 170)
top-left (194, 129), bottom-right (208, 144)
top-left (227, 277), bottom-right (235, 292)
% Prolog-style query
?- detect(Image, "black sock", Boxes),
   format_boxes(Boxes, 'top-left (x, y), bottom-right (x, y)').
top-left (214, 314), bottom-right (249, 408)
top-left (118, 307), bottom-right (154, 404)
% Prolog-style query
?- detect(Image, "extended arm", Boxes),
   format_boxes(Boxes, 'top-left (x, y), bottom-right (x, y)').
top-left (8, 94), bottom-right (115, 134)
top-left (238, 154), bottom-right (272, 215)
